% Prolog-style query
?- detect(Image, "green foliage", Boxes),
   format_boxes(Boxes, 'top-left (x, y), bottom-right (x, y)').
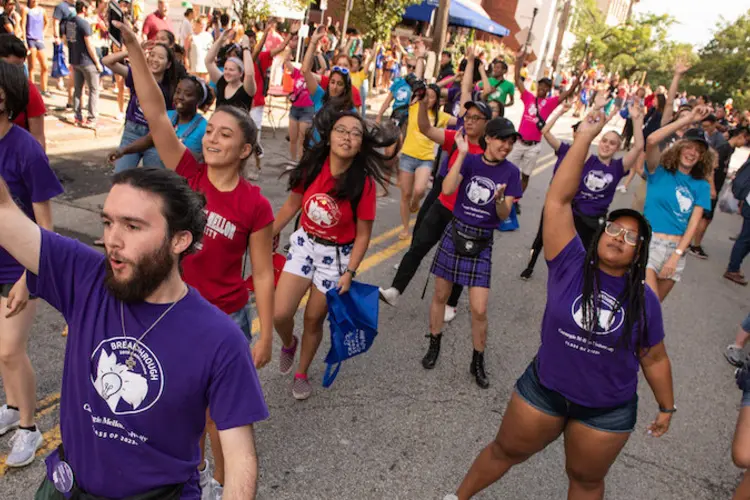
top-left (347, 0), bottom-right (422, 42)
top-left (686, 9), bottom-right (750, 109)
top-left (234, 0), bottom-right (314, 26)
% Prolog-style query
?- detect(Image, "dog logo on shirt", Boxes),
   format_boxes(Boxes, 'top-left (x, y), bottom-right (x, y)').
top-left (571, 291), bottom-right (625, 335)
top-left (675, 187), bottom-right (694, 213)
top-left (584, 170), bottom-right (614, 192)
top-left (90, 337), bottom-right (164, 415)
top-left (305, 194), bottom-right (341, 228)
top-left (466, 176), bottom-right (496, 206)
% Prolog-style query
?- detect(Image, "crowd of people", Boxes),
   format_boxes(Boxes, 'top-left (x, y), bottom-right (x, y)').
top-left (0, 2), bottom-right (748, 499)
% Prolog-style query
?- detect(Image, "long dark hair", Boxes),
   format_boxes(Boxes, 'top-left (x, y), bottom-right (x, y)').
top-left (580, 211), bottom-right (652, 355)
top-left (427, 84), bottom-right (441, 127)
top-left (0, 59), bottom-right (27, 121)
top-left (153, 43), bottom-right (179, 102)
top-left (323, 68), bottom-right (354, 111)
top-left (288, 108), bottom-right (400, 201)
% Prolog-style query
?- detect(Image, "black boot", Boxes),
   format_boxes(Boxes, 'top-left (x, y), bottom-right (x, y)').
top-left (470, 350), bottom-right (489, 388)
top-left (422, 333), bottom-right (442, 369)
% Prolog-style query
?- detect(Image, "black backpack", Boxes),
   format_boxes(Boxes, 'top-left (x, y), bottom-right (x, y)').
top-left (732, 157), bottom-right (750, 201)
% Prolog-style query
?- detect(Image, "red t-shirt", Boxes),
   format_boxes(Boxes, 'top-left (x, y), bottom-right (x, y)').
top-left (644, 94), bottom-right (655, 110)
top-left (14, 81), bottom-right (46, 129)
top-left (320, 75), bottom-right (362, 107)
top-left (438, 130), bottom-right (485, 211)
top-left (142, 11), bottom-right (173, 41)
top-left (292, 159), bottom-right (376, 243)
top-left (253, 51), bottom-right (273, 108)
top-left (176, 150), bottom-right (274, 314)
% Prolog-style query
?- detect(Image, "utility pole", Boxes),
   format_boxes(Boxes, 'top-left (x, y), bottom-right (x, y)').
top-left (551, 0), bottom-right (572, 75)
top-left (338, 0), bottom-right (354, 49)
top-left (431, 0), bottom-right (451, 75)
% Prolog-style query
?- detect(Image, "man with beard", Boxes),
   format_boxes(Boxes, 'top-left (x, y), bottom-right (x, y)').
top-left (0, 168), bottom-right (267, 499)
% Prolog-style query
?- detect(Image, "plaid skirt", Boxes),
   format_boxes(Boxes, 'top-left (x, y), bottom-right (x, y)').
top-left (430, 219), bottom-right (494, 288)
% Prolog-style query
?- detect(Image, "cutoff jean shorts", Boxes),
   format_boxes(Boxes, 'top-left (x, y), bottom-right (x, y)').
top-left (647, 236), bottom-right (687, 282)
top-left (399, 153), bottom-right (433, 174)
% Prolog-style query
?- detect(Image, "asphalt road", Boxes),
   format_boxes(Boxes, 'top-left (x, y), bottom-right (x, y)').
top-left (0, 110), bottom-right (749, 500)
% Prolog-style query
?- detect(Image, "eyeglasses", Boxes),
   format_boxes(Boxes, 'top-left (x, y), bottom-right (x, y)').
top-left (604, 221), bottom-right (640, 246)
top-left (464, 113), bottom-right (488, 123)
top-left (332, 66), bottom-right (350, 75)
top-left (407, 64), bottom-right (416, 70)
top-left (332, 125), bottom-right (363, 140)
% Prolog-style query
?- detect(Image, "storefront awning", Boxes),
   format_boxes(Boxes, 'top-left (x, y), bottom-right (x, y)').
top-left (403, 0), bottom-right (509, 37)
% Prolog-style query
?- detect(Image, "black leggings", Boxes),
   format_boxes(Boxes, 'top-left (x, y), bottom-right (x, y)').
top-left (524, 209), bottom-right (602, 272)
top-left (394, 175), bottom-right (463, 307)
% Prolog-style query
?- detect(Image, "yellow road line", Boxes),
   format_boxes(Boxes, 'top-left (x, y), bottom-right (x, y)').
top-left (0, 223), bottom-right (416, 477)
top-left (530, 156), bottom-right (559, 177)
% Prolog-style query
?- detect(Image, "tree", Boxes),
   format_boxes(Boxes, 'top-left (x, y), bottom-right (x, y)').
top-left (347, 0), bottom-right (422, 42)
top-left (233, 0), bottom-right (313, 28)
top-left (687, 9), bottom-right (750, 109)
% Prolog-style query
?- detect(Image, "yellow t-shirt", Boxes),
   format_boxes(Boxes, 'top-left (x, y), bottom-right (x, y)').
top-left (350, 70), bottom-right (367, 90)
top-left (402, 103), bottom-right (451, 160)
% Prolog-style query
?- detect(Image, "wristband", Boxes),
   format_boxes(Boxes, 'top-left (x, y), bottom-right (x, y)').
top-left (674, 248), bottom-right (684, 256)
top-left (659, 405), bottom-right (677, 414)
top-left (345, 268), bottom-right (357, 278)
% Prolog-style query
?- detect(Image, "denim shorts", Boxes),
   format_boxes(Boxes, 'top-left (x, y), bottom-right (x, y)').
top-left (0, 283), bottom-right (37, 300)
top-left (115, 120), bottom-right (164, 172)
top-left (229, 302), bottom-right (254, 344)
top-left (515, 360), bottom-right (638, 433)
top-left (290, 105), bottom-right (314, 124)
top-left (742, 312), bottom-right (750, 333)
top-left (743, 388), bottom-right (750, 407)
top-left (27, 39), bottom-right (44, 51)
top-left (647, 236), bottom-right (687, 282)
top-left (399, 153), bottom-right (433, 174)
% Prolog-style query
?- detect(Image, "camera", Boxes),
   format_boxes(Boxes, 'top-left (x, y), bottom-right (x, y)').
top-left (405, 74), bottom-right (426, 102)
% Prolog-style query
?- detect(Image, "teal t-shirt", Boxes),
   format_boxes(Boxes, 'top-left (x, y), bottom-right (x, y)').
top-left (643, 165), bottom-right (711, 235)
top-left (167, 110), bottom-right (207, 160)
top-left (390, 78), bottom-right (412, 110)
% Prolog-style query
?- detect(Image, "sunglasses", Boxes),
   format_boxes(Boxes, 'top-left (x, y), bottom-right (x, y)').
top-left (604, 221), bottom-right (639, 246)
top-left (332, 66), bottom-right (350, 75)
top-left (407, 64), bottom-right (416, 70)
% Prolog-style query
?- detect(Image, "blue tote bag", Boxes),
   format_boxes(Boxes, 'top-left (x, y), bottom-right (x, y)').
top-left (51, 43), bottom-right (69, 79)
top-left (498, 205), bottom-right (519, 232)
top-left (322, 281), bottom-right (379, 387)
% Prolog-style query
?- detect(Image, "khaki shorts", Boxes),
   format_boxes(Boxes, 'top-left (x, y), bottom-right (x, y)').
top-left (507, 140), bottom-right (542, 176)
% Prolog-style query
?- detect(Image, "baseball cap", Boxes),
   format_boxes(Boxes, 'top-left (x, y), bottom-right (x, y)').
top-left (464, 101), bottom-right (491, 120)
top-left (701, 114), bottom-right (717, 123)
top-left (607, 208), bottom-right (652, 246)
top-left (485, 117), bottom-right (519, 140)
top-left (682, 128), bottom-right (709, 148)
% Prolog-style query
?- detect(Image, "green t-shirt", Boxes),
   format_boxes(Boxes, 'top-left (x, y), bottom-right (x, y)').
top-left (479, 77), bottom-right (515, 104)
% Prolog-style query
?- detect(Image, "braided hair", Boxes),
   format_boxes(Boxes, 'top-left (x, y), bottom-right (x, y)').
top-left (580, 210), bottom-right (652, 355)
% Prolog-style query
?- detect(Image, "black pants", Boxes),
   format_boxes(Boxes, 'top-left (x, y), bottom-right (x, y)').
top-left (395, 176), bottom-right (463, 307)
top-left (524, 209), bottom-right (602, 272)
top-left (622, 118), bottom-right (634, 149)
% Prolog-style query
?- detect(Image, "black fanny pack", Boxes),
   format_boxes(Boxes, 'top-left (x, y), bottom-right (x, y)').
top-left (451, 221), bottom-right (491, 257)
top-left (35, 445), bottom-right (184, 500)
top-left (574, 210), bottom-right (605, 232)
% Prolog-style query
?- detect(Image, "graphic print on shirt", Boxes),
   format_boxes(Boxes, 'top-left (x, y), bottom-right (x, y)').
top-left (584, 170), bottom-right (614, 192)
top-left (305, 194), bottom-right (341, 228)
top-left (527, 99), bottom-right (547, 124)
top-left (571, 291), bottom-right (625, 335)
top-left (675, 186), bottom-right (694, 214)
top-left (465, 176), bottom-right (497, 206)
top-left (91, 337), bottom-right (164, 416)
top-left (195, 210), bottom-right (238, 251)
top-left (394, 86), bottom-right (410, 104)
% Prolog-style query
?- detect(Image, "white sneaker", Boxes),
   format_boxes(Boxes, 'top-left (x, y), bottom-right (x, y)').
top-left (444, 305), bottom-right (457, 323)
top-left (6, 428), bottom-right (43, 467)
top-left (0, 404), bottom-right (20, 435)
top-left (378, 287), bottom-right (400, 307)
top-left (617, 185), bottom-right (627, 193)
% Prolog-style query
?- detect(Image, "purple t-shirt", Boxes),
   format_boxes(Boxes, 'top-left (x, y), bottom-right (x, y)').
top-left (452, 154), bottom-right (523, 229)
top-left (27, 230), bottom-right (268, 498)
top-left (537, 237), bottom-right (665, 408)
top-left (553, 142), bottom-right (626, 217)
top-left (0, 126), bottom-right (63, 284)
top-left (125, 68), bottom-right (173, 127)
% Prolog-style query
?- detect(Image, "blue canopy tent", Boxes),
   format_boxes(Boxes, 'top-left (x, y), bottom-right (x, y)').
top-left (403, 0), bottom-right (510, 37)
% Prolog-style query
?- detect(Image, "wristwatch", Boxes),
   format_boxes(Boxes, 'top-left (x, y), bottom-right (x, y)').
top-left (659, 405), bottom-right (677, 414)
top-left (674, 248), bottom-right (684, 256)
top-left (345, 268), bottom-right (357, 278)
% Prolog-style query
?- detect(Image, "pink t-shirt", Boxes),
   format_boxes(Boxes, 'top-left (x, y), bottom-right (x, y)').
top-left (517, 90), bottom-right (560, 142)
top-left (264, 30), bottom-right (284, 53)
top-left (290, 68), bottom-right (314, 108)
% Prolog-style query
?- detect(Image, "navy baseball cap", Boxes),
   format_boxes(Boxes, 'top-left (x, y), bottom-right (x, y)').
top-left (682, 128), bottom-right (709, 148)
top-left (485, 117), bottom-right (519, 140)
top-left (464, 101), bottom-right (491, 120)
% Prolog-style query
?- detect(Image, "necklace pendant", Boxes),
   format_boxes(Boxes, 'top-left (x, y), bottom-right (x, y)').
top-left (125, 357), bottom-right (136, 370)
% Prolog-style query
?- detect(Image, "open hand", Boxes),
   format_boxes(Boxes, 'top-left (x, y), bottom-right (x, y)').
top-left (674, 58), bottom-right (691, 75)
top-left (112, 20), bottom-right (139, 47)
top-left (593, 92), bottom-right (609, 110)
top-left (289, 20), bottom-right (301, 34)
top-left (576, 109), bottom-right (608, 138)
top-left (690, 105), bottom-right (712, 123)
top-left (466, 45), bottom-right (477, 61)
top-left (628, 100), bottom-right (644, 121)
top-left (454, 129), bottom-right (469, 153)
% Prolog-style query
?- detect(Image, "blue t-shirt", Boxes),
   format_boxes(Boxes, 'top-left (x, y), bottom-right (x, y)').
top-left (643, 165), bottom-right (711, 235)
top-left (167, 110), bottom-right (207, 160)
top-left (390, 77), bottom-right (412, 111)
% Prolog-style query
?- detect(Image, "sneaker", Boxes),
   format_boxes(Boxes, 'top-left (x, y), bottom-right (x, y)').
top-left (444, 305), bottom-right (457, 323)
top-left (40, 91), bottom-right (53, 98)
top-left (378, 287), bottom-right (400, 307)
top-left (689, 245), bottom-right (708, 259)
top-left (115, 112), bottom-right (125, 121)
top-left (247, 166), bottom-right (260, 181)
top-left (724, 271), bottom-right (748, 286)
top-left (292, 374), bottom-right (312, 400)
top-left (520, 268), bottom-right (533, 281)
top-left (0, 405), bottom-right (20, 435)
top-left (254, 143), bottom-right (265, 159)
top-left (6, 428), bottom-right (43, 467)
top-left (617, 185), bottom-right (627, 193)
top-left (725, 344), bottom-right (747, 367)
top-left (279, 336), bottom-right (298, 375)
top-left (82, 118), bottom-right (97, 130)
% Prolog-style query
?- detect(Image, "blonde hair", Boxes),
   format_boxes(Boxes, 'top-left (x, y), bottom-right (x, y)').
top-left (660, 139), bottom-right (715, 180)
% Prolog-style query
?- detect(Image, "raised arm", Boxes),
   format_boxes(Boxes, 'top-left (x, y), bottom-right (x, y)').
top-left (302, 29), bottom-right (325, 97)
top-left (206, 29), bottom-right (234, 84)
top-left (543, 110), bottom-right (607, 260)
top-left (269, 21), bottom-right (300, 58)
top-left (542, 102), bottom-right (572, 151)
top-left (662, 60), bottom-right (690, 127)
top-left (478, 61), bottom-right (493, 99)
top-left (102, 50), bottom-right (130, 77)
top-left (458, 47), bottom-right (476, 114)
top-left (252, 24), bottom-right (270, 60)
top-left (116, 21), bottom-right (185, 170)
top-left (239, 35), bottom-right (256, 97)
top-left (417, 95), bottom-right (445, 145)
top-left (442, 132), bottom-right (468, 195)
top-left (622, 102), bottom-right (645, 171)
top-left (514, 50), bottom-right (526, 94)
top-left (645, 105), bottom-right (710, 173)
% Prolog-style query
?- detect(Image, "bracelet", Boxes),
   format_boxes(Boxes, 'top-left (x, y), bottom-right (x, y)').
top-left (345, 268), bottom-right (357, 278)
top-left (659, 405), bottom-right (677, 414)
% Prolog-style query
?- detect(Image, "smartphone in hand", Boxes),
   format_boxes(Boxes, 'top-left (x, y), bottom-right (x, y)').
top-left (108, 1), bottom-right (124, 47)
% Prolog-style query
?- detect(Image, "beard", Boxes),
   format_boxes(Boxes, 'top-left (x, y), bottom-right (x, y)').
top-left (104, 239), bottom-right (175, 303)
